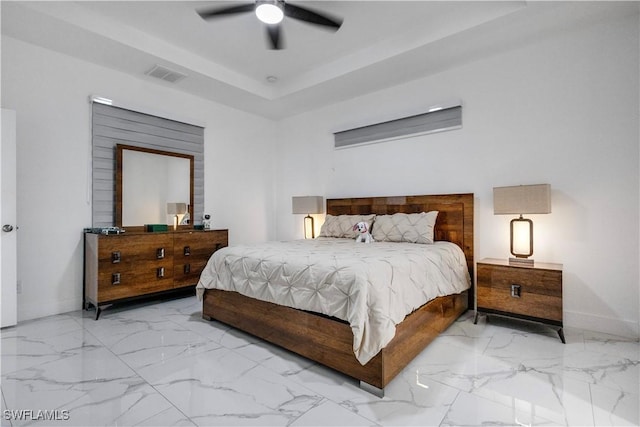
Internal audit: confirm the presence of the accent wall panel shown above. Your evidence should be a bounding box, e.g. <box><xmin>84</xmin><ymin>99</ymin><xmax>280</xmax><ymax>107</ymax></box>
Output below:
<box><xmin>91</xmin><ymin>103</ymin><xmax>204</xmax><ymax>227</ymax></box>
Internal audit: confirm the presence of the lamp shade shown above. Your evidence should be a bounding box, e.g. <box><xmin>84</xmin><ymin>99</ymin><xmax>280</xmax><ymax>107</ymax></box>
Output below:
<box><xmin>167</xmin><ymin>202</ymin><xmax>187</xmax><ymax>215</ymax></box>
<box><xmin>292</xmin><ymin>196</ymin><xmax>323</xmax><ymax>214</ymax></box>
<box><xmin>493</xmin><ymin>184</ymin><xmax>551</xmax><ymax>215</ymax></box>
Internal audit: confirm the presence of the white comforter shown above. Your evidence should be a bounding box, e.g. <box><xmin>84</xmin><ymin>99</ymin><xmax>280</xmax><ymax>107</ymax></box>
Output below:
<box><xmin>196</xmin><ymin>238</ymin><xmax>470</xmax><ymax>364</ymax></box>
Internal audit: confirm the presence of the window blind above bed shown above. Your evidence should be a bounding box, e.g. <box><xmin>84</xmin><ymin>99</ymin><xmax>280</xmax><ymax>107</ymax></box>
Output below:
<box><xmin>334</xmin><ymin>106</ymin><xmax>462</xmax><ymax>149</ymax></box>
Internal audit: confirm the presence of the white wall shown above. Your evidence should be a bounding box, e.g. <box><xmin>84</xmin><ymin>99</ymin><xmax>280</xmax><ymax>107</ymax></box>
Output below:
<box><xmin>2</xmin><ymin>9</ymin><xmax>638</xmax><ymax>338</ymax></box>
<box><xmin>1</xmin><ymin>36</ymin><xmax>277</xmax><ymax>321</ymax></box>
<box><xmin>275</xmin><ymin>13</ymin><xmax>640</xmax><ymax>337</ymax></box>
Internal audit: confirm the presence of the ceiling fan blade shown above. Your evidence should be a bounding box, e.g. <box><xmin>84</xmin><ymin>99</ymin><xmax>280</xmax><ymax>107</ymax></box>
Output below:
<box><xmin>266</xmin><ymin>25</ymin><xmax>283</xmax><ymax>50</ymax></box>
<box><xmin>283</xmin><ymin>3</ymin><xmax>342</xmax><ymax>30</ymax></box>
<box><xmin>197</xmin><ymin>3</ymin><xmax>255</xmax><ymax>20</ymax></box>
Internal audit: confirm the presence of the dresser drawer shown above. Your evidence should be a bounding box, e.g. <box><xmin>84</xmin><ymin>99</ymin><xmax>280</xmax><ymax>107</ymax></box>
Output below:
<box><xmin>173</xmin><ymin>230</ymin><xmax>227</xmax><ymax>288</ymax></box>
<box><xmin>97</xmin><ymin>260</ymin><xmax>174</xmax><ymax>302</ymax></box>
<box><xmin>173</xmin><ymin>258</ymin><xmax>210</xmax><ymax>288</ymax></box>
<box><xmin>97</xmin><ymin>234</ymin><xmax>174</xmax><ymax>267</ymax></box>
<box><xmin>477</xmin><ymin>263</ymin><xmax>562</xmax><ymax>323</ymax></box>
<box><xmin>173</xmin><ymin>231</ymin><xmax>227</xmax><ymax>262</ymax></box>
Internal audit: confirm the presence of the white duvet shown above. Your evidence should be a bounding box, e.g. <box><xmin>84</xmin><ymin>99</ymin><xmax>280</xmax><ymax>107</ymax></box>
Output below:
<box><xmin>196</xmin><ymin>238</ymin><xmax>470</xmax><ymax>364</ymax></box>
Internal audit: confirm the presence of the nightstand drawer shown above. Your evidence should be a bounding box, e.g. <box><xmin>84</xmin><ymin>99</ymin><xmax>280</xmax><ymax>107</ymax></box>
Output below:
<box><xmin>477</xmin><ymin>286</ymin><xmax>562</xmax><ymax>322</ymax></box>
<box><xmin>477</xmin><ymin>262</ymin><xmax>563</xmax><ymax>323</ymax></box>
<box><xmin>477</xmin><ymin>264</ymin><xmax>562</xmax><ymax>297</ymax></box>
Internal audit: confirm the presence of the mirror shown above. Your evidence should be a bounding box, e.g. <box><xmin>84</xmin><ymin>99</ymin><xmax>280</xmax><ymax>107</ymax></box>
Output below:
<box><xmin>115</xmin><ymin>144</ymin><xmax>194</xmax><ymax>229</ymax></box>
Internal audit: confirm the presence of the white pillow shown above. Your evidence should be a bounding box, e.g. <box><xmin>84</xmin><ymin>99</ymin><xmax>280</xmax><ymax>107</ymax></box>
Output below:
<box><xmin>319</xmin><ymin>214</ymin><xmax>375</xmax><ymax>239</ymax></box>
<box><xmin>371</xmin><ymin>211</ymin><xmax>438</xmax><ymax>244</ymax></box>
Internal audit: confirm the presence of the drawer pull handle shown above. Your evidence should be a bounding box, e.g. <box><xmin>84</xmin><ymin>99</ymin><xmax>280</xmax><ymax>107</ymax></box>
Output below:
<box><xmin>156</xmin><ymin>248</ymin><xmax>165</xmax><ymax>259</ymax></box>
<box><xmin>511</xmin><ymin>284</ymin><xmax>521</xmax><ymax>298</ymax></box>
<box><xmin>184</xmin><ymin>246</ymin><xmax>191</xmax><ymax>256</ymax></box>
<box><xmin>184</xmin><ymin>264</ymin><xmax>191</xmax><ymax>274</ymax></box>
<box><xmin>111</xmin><ymin>251</ymin><xmax>121</xmax><ymax>264</ymax></box>
<box><xmin>112</xmin><ymin>273</ymin><xmax>121</xmax><ymax>285</ymax></box>
<box><xmin>157</xmin><ymin>267</ymin><xmax>165</xmax><ymax>279</ymax></box>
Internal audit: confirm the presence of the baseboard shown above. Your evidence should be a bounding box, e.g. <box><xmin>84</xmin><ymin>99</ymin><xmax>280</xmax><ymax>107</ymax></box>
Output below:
<box><xmin>18</xmin><ymin>297</ymin><xmax>83</xmax><ymax>323</ymax></box>
<box><xmin>564</xmin><ymin>310</ymin><xmax>639</xmax><ymax>339</ymax></box>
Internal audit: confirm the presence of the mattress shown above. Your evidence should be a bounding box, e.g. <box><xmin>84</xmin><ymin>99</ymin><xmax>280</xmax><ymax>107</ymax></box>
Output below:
<box><xmin>196</xmin><ymin>238</ymin><xmax>470</xmax><ymax>364</ymax></box>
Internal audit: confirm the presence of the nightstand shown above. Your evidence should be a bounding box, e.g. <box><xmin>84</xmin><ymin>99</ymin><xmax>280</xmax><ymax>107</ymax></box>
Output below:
<box><xmin>474</xmin><ymin>258</ymin><xmax>564</xmax><ymax>343</ymax></box>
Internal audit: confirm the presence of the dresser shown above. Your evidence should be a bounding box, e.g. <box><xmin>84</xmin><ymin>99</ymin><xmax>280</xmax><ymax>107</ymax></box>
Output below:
<box><xmin>84</xmin><ymin>229</ymin><xmax>228</xmax><ymax>319</ymax></box>
<box><xmin>475</xmin><ymin>258</ymin><xmax>564</xmax><ymax>343</ymax></box>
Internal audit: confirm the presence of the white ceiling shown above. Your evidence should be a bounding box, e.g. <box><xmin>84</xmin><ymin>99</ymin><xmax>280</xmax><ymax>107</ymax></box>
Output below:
<box><xmin>2</xmin><ymin>1</ymin><xmax>637</xmax><ymax>119</ymax></box>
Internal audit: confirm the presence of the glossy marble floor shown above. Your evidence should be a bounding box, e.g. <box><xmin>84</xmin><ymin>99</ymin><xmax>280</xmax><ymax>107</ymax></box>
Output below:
<box><xmin>1</xmin><ymin>295</ymin><xmax>638</xmax><ymax>427</ymax></box>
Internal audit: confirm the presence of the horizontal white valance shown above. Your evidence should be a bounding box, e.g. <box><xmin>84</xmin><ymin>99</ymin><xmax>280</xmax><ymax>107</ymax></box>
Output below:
<box><xmin>334</xmin><ymin>106</ymin><xmax>462</xmax><ymax>149</ymax></box>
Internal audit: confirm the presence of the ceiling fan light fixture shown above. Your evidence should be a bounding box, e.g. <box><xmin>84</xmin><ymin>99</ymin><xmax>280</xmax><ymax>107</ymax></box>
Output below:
<box><xmin>255</xmin><ymin>1</ymin><xmax>284</xmax><ymax>25</ymax></box>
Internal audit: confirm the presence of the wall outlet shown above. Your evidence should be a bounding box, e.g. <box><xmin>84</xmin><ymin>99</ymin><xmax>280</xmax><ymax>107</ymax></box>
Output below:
<box><xmin>16</xmin><ymin>280</ymin><xmax>22</xmax><ymax>294</ymax></box>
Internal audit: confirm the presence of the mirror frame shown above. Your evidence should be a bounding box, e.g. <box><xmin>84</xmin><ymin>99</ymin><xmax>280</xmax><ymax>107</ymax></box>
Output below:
<box><xmin>115</xmin><ymin>144</ymin><xmax>195</xmax><ymax>230</ymax></box>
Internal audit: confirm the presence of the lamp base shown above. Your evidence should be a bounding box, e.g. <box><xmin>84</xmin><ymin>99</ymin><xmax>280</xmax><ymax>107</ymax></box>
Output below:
<box><xmin>304</xmin><ymin>215</ymin><xmax>315</xmax><ymax>239</ymax></box>
<box><xmin>509</xmin><ymin>257</ymin><xmax>534</xmax><ymax>266</ymax></box>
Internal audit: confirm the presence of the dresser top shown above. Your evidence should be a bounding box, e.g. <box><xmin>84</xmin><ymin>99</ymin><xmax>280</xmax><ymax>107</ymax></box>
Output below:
<box><xmin>478</xmin><ymin>258</ymin><xmax>563</xmax><ymax>271</ymax></box>
<box><xmin>85</xmin><ymin>228</ymin><xmax>227</xmax><ymax>236</ymax></box>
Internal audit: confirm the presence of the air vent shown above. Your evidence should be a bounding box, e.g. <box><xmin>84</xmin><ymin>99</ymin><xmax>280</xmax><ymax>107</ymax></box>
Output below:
<box><xmin>144</xmin><ymin>64</ymin><xmax>187</xmax><ymax>84</ymax></box>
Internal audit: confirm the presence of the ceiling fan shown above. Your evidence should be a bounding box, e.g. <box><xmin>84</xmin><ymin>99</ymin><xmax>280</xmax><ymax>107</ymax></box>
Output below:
<box><xmin>197</xmin><ymin>0</ymin><xmax>343</xmax><ymax>50</ymax></box>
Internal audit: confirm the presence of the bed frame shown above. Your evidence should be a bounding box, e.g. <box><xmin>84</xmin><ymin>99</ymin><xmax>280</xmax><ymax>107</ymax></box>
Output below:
<box><xmin>202</xmin><ymin>193</ymin><xmax>474</xmax><ymax>396</ymax></box>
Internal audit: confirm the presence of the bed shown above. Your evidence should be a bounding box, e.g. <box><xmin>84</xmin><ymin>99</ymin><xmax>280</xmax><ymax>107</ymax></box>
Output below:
<box><xmin>197</xmin><ymin>193</ymin><xmax>474</xmax><ymax>396</ymax></box>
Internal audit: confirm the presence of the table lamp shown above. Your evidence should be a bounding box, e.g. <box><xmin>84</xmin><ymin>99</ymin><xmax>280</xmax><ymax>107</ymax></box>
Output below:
<box><xmin>292</xmin><ymin>196</ymin><xmax>323</xmax><ymax>239</ymax></box>
<box><xmin>493</xmin><ymin>184</ymin><xmax>551</xmax><ymax>265</ymax></box>
<box><xmin>167</xmin><ymin>202</ymin><xmax>187</xmax><ymax>230</ymax></box>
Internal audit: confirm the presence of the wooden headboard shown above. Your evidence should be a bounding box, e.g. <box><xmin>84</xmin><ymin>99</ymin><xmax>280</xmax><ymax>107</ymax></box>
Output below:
<box><xmin>327</xmin><ymin>193</ymin><xmax>474</xmax><ymax>304</ymax></box>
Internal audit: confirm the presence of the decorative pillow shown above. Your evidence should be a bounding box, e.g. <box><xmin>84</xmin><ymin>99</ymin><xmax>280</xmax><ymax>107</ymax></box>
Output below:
<box><xmin>371</xmin><ymin>211</ymin><xmax>438</xmax><ymax>244</ymax></box>
<box><xmin>319</xmin><ymin>214</ymin><xmax>375</xmax><ymax>239</ymax></box>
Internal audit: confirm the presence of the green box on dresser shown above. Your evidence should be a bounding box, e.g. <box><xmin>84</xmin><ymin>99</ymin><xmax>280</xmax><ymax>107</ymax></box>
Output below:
<box><xmin>84</xmin><ymin>229</ymin><xmax>228</xmax><ymax>320</ymax></box>
<box><xmin>474</xmin><ymin>257</ymin><xmax>564</xmax><ymax>343</ymax></box>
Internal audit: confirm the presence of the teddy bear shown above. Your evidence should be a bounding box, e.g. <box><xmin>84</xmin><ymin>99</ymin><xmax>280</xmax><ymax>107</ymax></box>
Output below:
<box><xmin>353</xmin><ymin>221</ymin><xmax>374</xmax><ymax>243</ymax></box>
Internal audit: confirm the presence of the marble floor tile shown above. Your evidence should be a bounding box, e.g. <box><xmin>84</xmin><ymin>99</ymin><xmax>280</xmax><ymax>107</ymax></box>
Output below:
<box><xmin>290</xmin><ymin>399</ymin><xmax>375</xmax><ymax>426</ymax></box>
<box><xmin>136</xmin><ymin>406</ymin><xmax>197</xmax><ymax>427</ymax></box>
<box><xmin>1</xmin><ymin>323</ymin><xmax>103</xmax><ymax>376</ymax></box>
<box><xmin>1</xmin><ymin>295</ymin><xmax>638</xmax><ymax>426</ymax></box>
<box><xmin>341</xmin><ymin>371</ymin><xmax>460</xmax><ymax>426</ymax></box>
<box><xmin>137</xmin><ymin>346</ymin><xmax>324</xmax><ymax>426</ymax></box>
<box><xmin>583</xmin><ymin>329</ymin><xmax>640</xmax><ymax>353</ymax></box>
<box><xmin>441</xmin><ymin>390</ymin><xmax>555</xmax><ymax>426</ymax></box>
<box><xmin>230</xmin><ymin>338</ymin><xmax>316</xmax><ymax>377</ymax></box>
<box><xmin>105</xmin><ymin>321</ymin><xmax>218</xmax><ymax>370</ymax></box>
<box><xmin>2</xmin><ymin>347</ymin><xmax>174</xmax><ymax>426</ymax></box>
<box><xmin>590</xmin><ymin>382</ymin><xmax>639</xmax><ymax>426</ymax></box>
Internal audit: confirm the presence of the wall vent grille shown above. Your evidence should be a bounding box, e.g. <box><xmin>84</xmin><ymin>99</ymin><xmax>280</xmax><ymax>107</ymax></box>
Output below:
<box><xmin>145</xmin><ymin>64</ymin><xmax>187</xmax><ymax>83</ymax></box>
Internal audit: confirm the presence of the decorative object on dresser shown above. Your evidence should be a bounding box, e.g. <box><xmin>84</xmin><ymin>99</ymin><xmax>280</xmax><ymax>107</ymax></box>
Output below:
<box><xmin>291</xmin><ymin>196</ymin><xmax>324</xmax><ymax>239</ymax></box>
<box><xmin>493</xmin><ymin>184</ymin><xmax>551</xmax><ymax>265</ymax></box>
<box><xmin>167</xmin><ymin>202</ymin><xmax>187</xmax><ymax>230</ymax></box>
<box><xmin>474</xmin><ymin>258</ymin><xmax>564</xmax><ymax>343</ymax></box>
<box><xmin>84</xmin><ymin>229</ymin><xmax>228</xmax><ymax>320</ymax></box>
<box><xmin>202</xmin><ymin>214</ymin><xmax>212</xmax><ymax>230</ymax></box>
